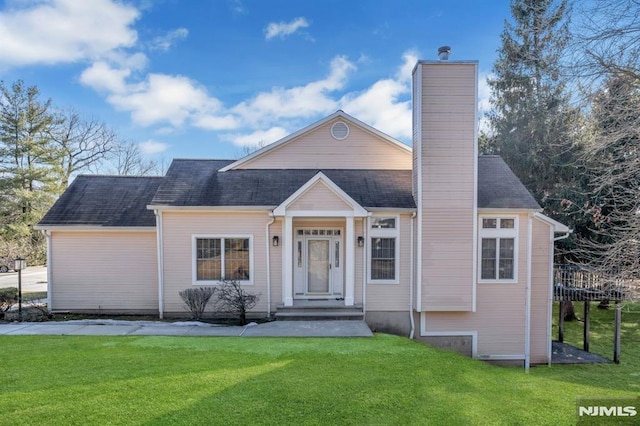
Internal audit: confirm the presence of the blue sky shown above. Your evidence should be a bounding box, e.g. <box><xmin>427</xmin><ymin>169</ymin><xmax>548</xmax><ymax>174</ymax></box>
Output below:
<box><xmin>0</xmin><ymin>0</ymin><xmax>510</xmax><ymax>163</ymax></box>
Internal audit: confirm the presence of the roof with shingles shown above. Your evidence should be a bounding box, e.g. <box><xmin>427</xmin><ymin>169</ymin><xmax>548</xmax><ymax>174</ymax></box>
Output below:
<box><xmin>37</xmin><ymin>155</ymin><xmax>540</xmax><ymax>227</ymax></box>
<box><xmin>150</xmin><ymin>159</ymin><xmax>415</xmax><ymax>208</ymax></box>
<box><xmin>38</xmin><ymin>175</ymin><xmax>163</xmax><ymax>227</ymax></box>
<box><xmin>477</xmin><ymin>156</ymin><xmax>541</xmax><ymax>210</ymax></box>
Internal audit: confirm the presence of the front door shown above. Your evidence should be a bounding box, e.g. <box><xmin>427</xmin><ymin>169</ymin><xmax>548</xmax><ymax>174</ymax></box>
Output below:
<box><xmin>293</xmin><ymin>228</ymin><xmax>343</xmax><ymax>298</ymax></box>
<box><xmin>307</xmin><ymin>238</ymin><xmax>330</xmax><ymax>293</ymax></box>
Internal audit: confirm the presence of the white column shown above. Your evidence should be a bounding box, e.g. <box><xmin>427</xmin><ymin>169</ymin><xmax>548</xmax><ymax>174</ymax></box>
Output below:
<box><xmin>283</xmin><ymin>216</ymin><xmax>294</xmax><ymax>306</ymax></box>
<box><xmin>345</xmin><ymin>216</ymin><xmax>355</xmax><ymax>306</ymax></box>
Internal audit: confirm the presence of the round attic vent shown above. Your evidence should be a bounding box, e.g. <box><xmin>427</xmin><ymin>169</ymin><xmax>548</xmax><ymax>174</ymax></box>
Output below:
<box><xmin>331</xmin><ymin>121</ymin><xmax>349</xmax><ymax>140</ymax></box>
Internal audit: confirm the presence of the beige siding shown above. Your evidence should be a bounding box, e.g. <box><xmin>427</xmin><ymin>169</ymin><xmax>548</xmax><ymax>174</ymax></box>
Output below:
<box><xmin>425</xmin><ymin>283</ymin><xmax>526</xmax><ymax>356</ymax></box>
<box><xmin>530</xmin><ymin>218</ymin><xmax>552</xmax><ymax>364</ymax></box>
<box><xmin>162</xmin><ymin>211</ymin><xmax>271</xmax><ymax>314</ymax></box>
<box><xmin>50</xmin><ymin>231</ymin><xmax>158</xmax><ymax>312</ymax></box>
<box><xmin>237</xmin><ymin>118</ymin><xmax>412</xmax><ymax>170</ymax></box>
<box><xmin>418</xmin><ymin>62</ymin><xmax>477</xmax><ymax>311</ymax></box>
<box><xmin>366</xmin><ymin>214</ymin><xmax>413</xmax><ymax>311</ymax></box>
<box><xmin>424</xmin><ymin>214</ymin><xmax>553</xmax><ymax>360</ymax></box>
<box><xmin>288</xmin><ymin>181</ymin><xmax>352</xmax><ymax>211</ymax></box>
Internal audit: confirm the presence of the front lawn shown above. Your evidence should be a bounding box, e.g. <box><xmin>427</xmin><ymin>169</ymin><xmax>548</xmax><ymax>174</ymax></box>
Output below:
<box><xmin>0</xmin><ymin>325</ymin><xmax>637</xmax><ymax>425</ymax></box>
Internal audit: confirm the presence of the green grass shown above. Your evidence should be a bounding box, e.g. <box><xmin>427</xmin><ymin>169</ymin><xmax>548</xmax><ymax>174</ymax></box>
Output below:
<box><xmin>22</xmin><ymin>291</ymin><xmax>47</xmax><ymax>302</ymax></box>
<box><xmin>0</xmin><ymin>304</ymin><xmax>638</xmax><ymax>425</ymax></box>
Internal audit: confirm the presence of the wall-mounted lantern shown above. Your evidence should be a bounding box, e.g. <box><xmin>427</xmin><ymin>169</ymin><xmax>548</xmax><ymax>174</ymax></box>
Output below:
<box><xmin>272</xmin><ymin>236</ymin><xmax>279</xmax><ymax>247</ymax></box>
<box><xmin>357</xmin><ymin>236</ymin><xmax>364</xmax><ymax>247</ymax></box>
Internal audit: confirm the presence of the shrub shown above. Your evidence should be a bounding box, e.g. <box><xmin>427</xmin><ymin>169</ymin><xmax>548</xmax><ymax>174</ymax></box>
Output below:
<box><xmin>179</xmin><ymin>287</ymin><xmax>217</xmax><ymax>320</ymax></box>
<box><xmin>0</xmin><ymin>287</ymin><xmax>18</xmax><ymax>312</ymax></box>
<box><xmin>215</xmin><ymin>280</ymin><xmax>260</xmax><ymax>325</ymax></box>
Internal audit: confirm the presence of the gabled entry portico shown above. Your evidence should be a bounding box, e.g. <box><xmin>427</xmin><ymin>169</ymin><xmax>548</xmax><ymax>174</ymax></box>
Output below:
<box><xmin>272</xmin><ymin>172</ymin><xmax>369</xmax><ymax>307</ymax></box>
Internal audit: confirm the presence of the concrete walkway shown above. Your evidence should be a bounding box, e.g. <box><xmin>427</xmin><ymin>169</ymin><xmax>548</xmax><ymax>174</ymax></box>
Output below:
<box><xmin>0</xmin><ymin>319</ymin><xmax>373</xmax><ymax>338</ymax></box>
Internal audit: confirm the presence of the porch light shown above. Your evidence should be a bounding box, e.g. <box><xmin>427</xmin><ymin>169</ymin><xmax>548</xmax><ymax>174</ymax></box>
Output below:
<box><xmin>14</xmin><ymin>257</ymin><xmax>26</xmax><ymax>271</ymax></box>
<box><xmin>357</xmin><ymin>236</ymin><xmax>364</xmax><ymax>247</ymax></box>
<box><xmin>272</xmin><ymin>236</ymin><xmax>279</xmax><ymax>247</ymax></box>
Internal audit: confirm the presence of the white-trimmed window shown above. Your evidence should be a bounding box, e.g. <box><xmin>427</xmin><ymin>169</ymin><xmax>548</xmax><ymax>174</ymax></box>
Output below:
<box><xmin>194</xmin><ymin>236</ymin><xmax>252</xmax><ymax>283</ymax></box>
<box><xmin>479</xmin><ymin>216</ymin><xmax>517</xmax><ymax>283</ymax></box>
<box><xmin>368</xmin><ymin>216</ymin><xmax>399</xmax><ymax>284</ymax></box>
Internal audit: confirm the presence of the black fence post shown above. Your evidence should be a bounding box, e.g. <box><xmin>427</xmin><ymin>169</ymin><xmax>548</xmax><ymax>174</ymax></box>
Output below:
<box><xmin>583</xmin><ymin>302</ymin><xmax>590</xmax><ymax>352</ymax></box>
<box><xmin>613</xmin><ymin>301</ymin><xmax>621</xmax><ymax>364</ymax></box>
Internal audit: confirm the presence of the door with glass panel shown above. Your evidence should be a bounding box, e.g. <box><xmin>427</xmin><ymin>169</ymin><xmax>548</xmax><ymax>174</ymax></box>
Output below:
<box><xmin>307</xmin><ymin>238</ymin><xmax>330</xmax><ymax>293</ymax></box>
<box><xmin>293</xmin><ymin>228</ymin><xmax>344</xmax><ymax>298</ymax></box>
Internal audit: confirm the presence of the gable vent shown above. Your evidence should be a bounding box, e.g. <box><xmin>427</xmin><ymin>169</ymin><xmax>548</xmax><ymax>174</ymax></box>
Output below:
<box><xmin>331</xmin><ymin>121</ymin><xmax>349</xmax><ymax>140</ymax></box>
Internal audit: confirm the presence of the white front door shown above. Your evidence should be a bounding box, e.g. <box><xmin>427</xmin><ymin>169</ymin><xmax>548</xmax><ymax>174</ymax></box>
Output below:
<box><xmin>294</xmin><ymin>228</ymin><xmax>343</xmax><ymax>298</ymax></box>
<box><xmin>307</xmin><ymin>238</ymin><xmax>330</xmax><ymax>293</ymax></box>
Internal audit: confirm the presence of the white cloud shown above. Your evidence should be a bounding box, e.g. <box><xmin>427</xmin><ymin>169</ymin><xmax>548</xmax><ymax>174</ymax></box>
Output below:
<box><xmin>80</xmin><ymin>46</ymin><xmax>416</xmax><ymax>148</ymax></box>
<box><xmin>230</xmin><ymin>0</ymin><xmax>247</xmax><ymax>15</ymax></box>
<box><xmin>192</xmin><ymin>114</ymin><xmax>240</xmax><ymax>131</ymax></box>
<box><xmin>232</xmin><ymin>55</ymin><xmax>355</xmax><ymax>126</ymax></box>
<box><xmin>80</xmin><ymin>61</ymin><xmax>131</xmax><ymax>93</ymax></box>
<box><xmin>265</xmin><ymin>17</ymin><xmax>309</xmax><ymax>40</ymax></box>
<box><xmin>80</xmin><ymin>59</ymin><xmax>240</xmax><ymax>131</ymax></box>
<box><xmin>225</xmin><ymin>127</ymin><xmax>289</xmax><ymax>147</ymax></box>
<box><xmin>0</xmin><ymin>0</ymin><xmax>139</xmax><ymax>67</ymax></box>
<box><xmin>139</xmin><ymin>139</ymin><xmax>169</xmax><ymax>154</ymax></box>
<box><xmin>339</xmin><ymin>51</ymin><xmax>416</xmax><ymax>140</ymax></box>
<box><xmin>108</xmin><ymin>73</ymin><xmax>223</xmax><ymax>127</ymax></box>
<box><xmin>150</xmin><ymin>27</ymin><xmax>188</xmax><ymax>51</ymax></box>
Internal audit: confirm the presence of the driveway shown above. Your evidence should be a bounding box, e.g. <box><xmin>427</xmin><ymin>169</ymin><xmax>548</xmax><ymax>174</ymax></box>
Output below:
<box><xmin>0</xmin><ymin>266</ymin><xmax>47</xmax><ymax>292</ymax></box>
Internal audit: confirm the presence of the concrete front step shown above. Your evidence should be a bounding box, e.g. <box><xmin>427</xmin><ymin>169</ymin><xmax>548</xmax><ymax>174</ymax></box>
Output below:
<box><xmin>275</xmin><ymin>303</ymin><xmax>364</xmax><ymax>321</ymax></box>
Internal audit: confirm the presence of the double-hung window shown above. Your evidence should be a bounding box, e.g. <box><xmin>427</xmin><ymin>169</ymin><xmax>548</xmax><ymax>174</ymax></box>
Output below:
<box><xmin>479</xmin><ymin>217</ymin><xmax>517</xmax><ymax>283</ymax></box>
<box><xmin>369</xmin><ymin>216</ymin><xmax>399</xmax><ymax>284</ymax></box>
<box><xmin>195</xmin><ymin>236</ymin><xmax>252</xmax><ymax>283</ymax></box>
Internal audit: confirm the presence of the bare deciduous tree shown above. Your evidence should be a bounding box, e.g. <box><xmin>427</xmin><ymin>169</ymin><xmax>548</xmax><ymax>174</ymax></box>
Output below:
<box><xmin>51</xmin><ymin>110</ymin><xmax>117</xmax><ymax>188</ymax></box>
<box><xmin>112</xmin><ymin>140</ymin><xmax>160</xmax><ymax>176</ymax></box>
<box><xmin>215</xmin><ymin>280</ymin><xmax>259</xmax><ymax>325</ymax></box>
<box><xmin>564</xmin><ymin>1</ymin><xmax>640</xmax><ymax>286</ymax></box>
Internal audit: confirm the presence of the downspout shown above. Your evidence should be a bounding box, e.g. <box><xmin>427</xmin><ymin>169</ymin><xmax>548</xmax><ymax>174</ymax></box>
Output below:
<box><xmin>547</xmin><ymin>224</ymin><xmax>554</xmax><ymax>366</ymax></box>
<box><xmin>525</xmin><ymin>214</ymin><xmax>533</xmax><ymax>370</ymax></box>
<box><xmin>154</xmin><ymin>209</ymin><xmax>164</xmax><ymax>319</ymax></box>
<box><xmin>266</xmin><ymin>215</ymin><xmax>275</xmax><ymax>317</ymax></box>
<box><xmin>409</xmin><ymin>212</ymin><xmax>416</xmax><ymax>339</ymax></box>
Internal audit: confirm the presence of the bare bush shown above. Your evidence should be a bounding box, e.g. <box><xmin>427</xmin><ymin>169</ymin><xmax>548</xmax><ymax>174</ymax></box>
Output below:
<box><xmin>215</xmin><ymin>280</ymin><xmax>259</xmax><ymax>325</ymax></box>
<box><xmin>178</xmin><ymin>287</ymin><xmax>216</xmax><ymax>320</ymax></box>
<box><xmin>0</xmin><ymin>287</ymin><xmax>17</xmax><ymax>313</ymax></box>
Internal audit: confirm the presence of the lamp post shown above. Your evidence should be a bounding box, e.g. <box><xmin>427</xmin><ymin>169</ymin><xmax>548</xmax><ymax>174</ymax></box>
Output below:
<box><xmin>14</xmin><ymin>257</ymin><xmax>26</xmax><ymax>321</ymax></box>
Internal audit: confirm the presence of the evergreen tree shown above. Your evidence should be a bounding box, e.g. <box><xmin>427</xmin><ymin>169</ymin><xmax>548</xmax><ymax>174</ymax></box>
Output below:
<box><xmin>485</xmin><ymin>0</ymin><xmax>584</xmax><ymax>240</ymax></box>
<box><xmin>0</xmin><ymin>81</ymin><xmax>59</xmax><ymax>262</ymax></box>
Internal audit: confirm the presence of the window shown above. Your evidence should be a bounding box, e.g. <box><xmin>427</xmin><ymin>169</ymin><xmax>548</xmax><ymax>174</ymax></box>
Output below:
<box><xmin>195</xmin><ymin>236</ymin><xmax>251</xmax><ymax>282</ymax></box>
<box><xmin>369</xmin><ymin>216</ymin><xmax>399</xmax><ymax>283</ymax></box>
<box><xmin>479</xmin><ymin>217</ymin><xmax>517</xmax><ymax>282</ymax></box>
<box><xmin>371</xmin><ymin>238</ymin><xmax>395</xmax><ymax>279</ymax></box>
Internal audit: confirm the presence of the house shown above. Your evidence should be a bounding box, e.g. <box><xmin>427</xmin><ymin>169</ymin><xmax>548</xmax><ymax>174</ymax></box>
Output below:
<box><xmin>36</xmin><ymin>57</ymin><xmax>569</xmax><ymax>367</ymax></box>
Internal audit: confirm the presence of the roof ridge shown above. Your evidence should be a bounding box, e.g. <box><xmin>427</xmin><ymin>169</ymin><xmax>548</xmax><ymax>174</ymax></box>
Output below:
<box><xmin>74</xmin><ymin>174</ymin><xmax>164</xmax><ymax>179</ymax></box>
<box><xmin>172</xmin><ymin>158</ymin><xmax>236</xmax><ymax>161</ymax></box>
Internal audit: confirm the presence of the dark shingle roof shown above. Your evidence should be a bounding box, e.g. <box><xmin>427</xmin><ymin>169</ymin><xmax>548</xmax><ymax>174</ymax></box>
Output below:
<box><xmin>150</xmin><ymin>159</ymin><xmax>416</xmax><ymax>209</ymax></box>
<box><xmin>477</xmin><ymin>156</ymin><xmax>540</xmax><ymax>209</ymax></box>
<box><xmin>38</xmin><ymin>175</ymin><xmax>163</xmax><ymax>227</ymax></box>
<box><xmin>38</xmin><ymin>156</ymin><xmax>540</xmax><ymax>227</ymax></box>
